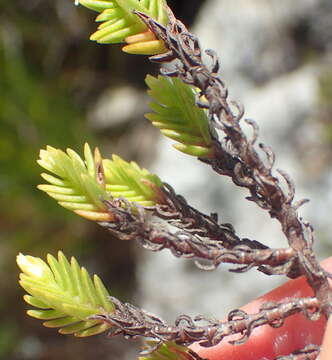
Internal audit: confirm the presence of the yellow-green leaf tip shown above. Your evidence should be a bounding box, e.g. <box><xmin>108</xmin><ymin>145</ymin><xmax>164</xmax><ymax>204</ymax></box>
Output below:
<box><xmin>123</xmin><ymin>31</ymin><xmax>168</xmax><ymax>55</ymax></box>
<box><xmin>17</xmin><ymin>253</ymin><xmax>54</xmax><ymax>281</ymax></box>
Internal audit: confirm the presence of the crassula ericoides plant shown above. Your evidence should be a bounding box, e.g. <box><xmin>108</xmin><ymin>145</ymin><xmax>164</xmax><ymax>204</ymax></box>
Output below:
<box><xmin>17</xmin><ymin>1</ymin><xmax>332</xmax><ymax>359</ymax></box>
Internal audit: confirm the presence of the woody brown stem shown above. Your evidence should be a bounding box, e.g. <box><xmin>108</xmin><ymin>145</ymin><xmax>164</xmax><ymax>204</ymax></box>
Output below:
<box><xmin>134</xmin><ymin>7</ymin><xmax>332</xmax><ymax>318</ymax></box>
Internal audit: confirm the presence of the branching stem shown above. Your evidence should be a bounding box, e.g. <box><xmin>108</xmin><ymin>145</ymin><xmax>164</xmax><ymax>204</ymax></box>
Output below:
<box><xmin>133</xmin><ymin>6</ymin><xmax>332</xmax><ymax>318</ymax></box>
<box><xmin>93</xmin><ymin>296</ymin><xmax>321</xmax><ymax>353</ymax></box>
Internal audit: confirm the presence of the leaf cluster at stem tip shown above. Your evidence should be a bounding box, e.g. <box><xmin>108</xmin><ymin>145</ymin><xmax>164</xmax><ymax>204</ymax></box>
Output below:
<box><xmin>77</xmin><ymin>0</ymin><xmax>169</xmax><ymax>54</ymax></box>
<box><xmin>37</xmin><ymin>143</ymin><xmax>164</xmax><ymax>222</ymax></box>
<box><xmin>17</xmin><ymin>252</ymin><xmax>114</xmax><ymax>337</ymax></box>
<box><xmin>145</xmin><ymin>75</ymin><xmax>216</xmax><ymax>158</ymax></box>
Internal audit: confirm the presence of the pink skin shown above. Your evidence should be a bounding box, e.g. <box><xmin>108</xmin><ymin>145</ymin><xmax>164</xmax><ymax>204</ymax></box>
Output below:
<box><xmin>191</xmin><ymin>258</ymin><xmax>332</xmax><ymax>360</ymax></box>
<box><xmin>320</xmin><ymin>315</ymin><xmax>332</xmax><ymax>360</ymax></box>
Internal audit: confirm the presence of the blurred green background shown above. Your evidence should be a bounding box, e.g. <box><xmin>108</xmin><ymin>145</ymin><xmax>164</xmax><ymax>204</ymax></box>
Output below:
<box><xmin>0</xmin><ymin>0</ymin><xmax>206</xmax><ymax>359</ymax></box>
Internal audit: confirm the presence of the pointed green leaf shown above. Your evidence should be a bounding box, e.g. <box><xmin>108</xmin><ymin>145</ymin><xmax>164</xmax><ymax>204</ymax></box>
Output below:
<box><xmin>58</xmin><ymin>320</ymin><xmax>99</xmax><ymax>334</ymax></box>
<box><xmin>71</xmin><ymin>257</ymin><xmax>89</xmax><ymax>304</ymax></box>
<box><xmin>79</xmin><ymin>0</ymin><xmax>116</xmax><ymax>12</ymax></box>
<box><xmin>93</xmin><ymin>275</ymin><xmax>115</xmax><ymax>312</ymax></box>
<box><xmin>43</xmin><ymin>316</ymin><xmax>80</xmax><ymax>328</ymax></box>
<box><xmin>140</xmin><ymin>342</ymin><xmax>198</xmax><ymax>360</ymax></box>
<box><xmin>75</xmin><ymin>322</ymin><xmax>111</xmax><ymax>337</ymax></box>
<box><xmin>27</xmin><ymin>309</ymin><xmax>67</xmax><ymax>320</ymax></box>
<box><xmin>23</xmin><ymin>295</ymin><xmax>49</xmax><ymax>309</ymax></box>
<box><xmin>102</xmin><ymin>154</ymin><xmax>164</xmax><ymax>206</ymax></box>
<box><xmin>81</xmin><ymin>267</ymin><xmax>99</xmax><ymax>307</ymax></box>
<box><xmin>173</xmin><ymin>144</ymin><xmax>213</xmax><ymax>157</ymax></box>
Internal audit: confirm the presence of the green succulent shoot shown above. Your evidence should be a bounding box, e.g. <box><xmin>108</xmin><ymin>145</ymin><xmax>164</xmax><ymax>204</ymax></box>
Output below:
<box><xmin>77</xmin><ymin>0</ymin><xmax>169</xmax><ymax>54</ymax></box>
<box><xmin>17</xmin><ymin>252</ymin><xmax>114</xmax><ymax>337</ymax></box>
<box><xmin>145</xmin><ymin>75</ymin><xmax>216</xmax><ymax>158</ymax></box>
<box><xmin>37</xmin><ymin>143</ymin><xmax>165</xmax><ymax>222</ymax></box>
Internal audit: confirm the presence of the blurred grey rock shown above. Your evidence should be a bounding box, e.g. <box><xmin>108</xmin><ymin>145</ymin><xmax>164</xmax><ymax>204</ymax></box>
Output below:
<box><xmin>88</xmin><ymin>86</ymin><xmax>146</xmax><ymax>129</ymax></box>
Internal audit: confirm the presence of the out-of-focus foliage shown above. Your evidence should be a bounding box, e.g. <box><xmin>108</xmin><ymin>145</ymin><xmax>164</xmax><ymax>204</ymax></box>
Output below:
<box><xmin>0</xmin><ymin>38</ymin><xmax>91</xmax><ymax>200</ymax></box>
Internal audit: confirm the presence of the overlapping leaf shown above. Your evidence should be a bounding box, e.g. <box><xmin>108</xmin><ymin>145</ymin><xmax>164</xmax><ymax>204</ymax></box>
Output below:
<box><xmin>140</xmin><ymin>342</ymin><xmax>198</xmax><ymax>360</ymax></box>
<box><xmin>145</xmin><ymin>75</ymin><xmax>215</xmax><ymax>157</ymax></box>
<box><xmin>37</xmin><ymin>143</ymin><xmax>164</xmax><ymax>221</ymax></box>
<box><xmin>103</xmin><ymin>154</ymin><xmax>164</xmax><ymax>207</ymax></box>
<box><xmin>17</xmin><ymin>252</ymin><xmax>114</xmax><ymax>337</ymax></box>
<box><xmin>78</xmin><ymin>0</ymin><xmax>169</xmax><ymax>45</ymax></box>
